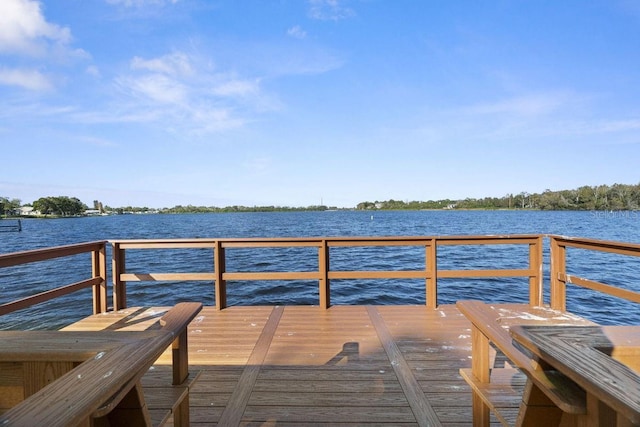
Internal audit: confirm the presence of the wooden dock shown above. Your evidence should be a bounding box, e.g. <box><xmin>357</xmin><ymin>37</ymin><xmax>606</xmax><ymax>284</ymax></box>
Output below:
<box><xmin>4</xmin><ymin>235</ymin><xmax>639</xmax><ymax>426</ymax></box>
<box><xmin>65</xmin><ymin>304</ymin><xmax>480</xmax><ymax>426</ymax></box>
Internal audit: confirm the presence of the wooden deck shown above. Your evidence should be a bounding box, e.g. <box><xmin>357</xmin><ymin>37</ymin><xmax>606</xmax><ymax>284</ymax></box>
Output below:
<box><xmin>64</xmin><ymin>304</ymin><xmax>484</xmax><ymax>426</ymax></box>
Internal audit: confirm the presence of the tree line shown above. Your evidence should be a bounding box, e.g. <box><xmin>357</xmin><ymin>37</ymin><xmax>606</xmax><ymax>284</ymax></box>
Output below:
<box><xmin>356</xmin><ymin>183</ymin><xmax>640</xmax><ymax>211</ymax></box>
<box><xmin>1</xmin><ymin>196</ymin><xmax>88</xmax><ymax>217</ymax></box>
<box><xmin>3</xmin><ymin>183</ymin><xmax>639</xmax><ymax>216</ymax></box>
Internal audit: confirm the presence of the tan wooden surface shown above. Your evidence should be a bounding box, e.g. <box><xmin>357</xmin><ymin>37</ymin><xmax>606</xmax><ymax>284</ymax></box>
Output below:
<box><xmin>13</xmin><ymin>303</ymin><xmax>622</xmax><ymax>426</ymax></box>
<box><xmin>457</xmin><ymin>300</ymin><xmax>596</xmax><ymax>426</ymax></box>
<box><xmin>51</xmin><ymin>304</ymin><xmax>488</xmax><ymax>426</ymax></box>
<box><xmin>511</xmin><ymin>325</ymin><xmax>640</xmax><ymax>426</ymax></box>
<box><xmin>0</xmin><ymin>303</ymin><xmax>202</xmax><ymax>427</ymax></box>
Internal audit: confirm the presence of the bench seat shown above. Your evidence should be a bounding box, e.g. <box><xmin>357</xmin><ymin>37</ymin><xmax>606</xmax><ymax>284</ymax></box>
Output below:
<box><xmin>0</xmin><ymin>303</ymin><xmax>202</xmax><ymax>427</ymax></box>
<box><xmin>456</xmin><ymin>300</ymin><xmax>596</xmax><ymax>427</ymax></box>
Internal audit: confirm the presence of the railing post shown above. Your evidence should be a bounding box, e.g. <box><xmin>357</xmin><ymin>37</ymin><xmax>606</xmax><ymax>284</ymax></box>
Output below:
<box><xmin>426</xmin><ymin>239</ymin><xmax>437</xmax><ymax>309</ymax></box>
<box><xmin>550</xmin><ymin>236</ymin><xmax>567</xmax><ymax>311</ymax></box>
<box><xmin>112</xmin><ymin>242</ymin><xmax>127</xmax><ymax>310</ymax></box>
<box><xmin>528</xmin><ymin>236</ymin><xmax>544</xmax><ymax>307</ymax></box>
<box><xmin>319</xmin><ymin>240</ymin><xmax>330</xmax><ymax>309</ymax></box>
<box><xmin>214</xmin><ymin>240</ymin><xmax>227</xmax><ymax>310</ymax></box>
<box><xmin>91</xmin><ymin>242</ymin><xmax>108</xmax><ymax>314</ymax></box>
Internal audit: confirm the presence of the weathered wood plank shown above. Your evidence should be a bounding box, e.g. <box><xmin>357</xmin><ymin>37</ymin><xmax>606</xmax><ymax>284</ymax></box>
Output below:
<box><xmin>248</xmin><ymin>391</ymin><xmax>410</xmax><ymax>407</ymax></box>
<box><xmin>251</xmin><ymin>379</ymin><xmax>405</xmax><ymax>393</ymax></box>
<box><xmin>241</xmin><ymin>406</ymin><xmax>418</xmax><ymax>423</ymax></box>
<box><xmin>367</xmin><ymin>306</ymin><xmax>441</xmax><ymax>427</ymax></box>
<box><xmin>215</xmin><ymin>306</ymin><xmax>284</xmax><ymax>426</ymax></box>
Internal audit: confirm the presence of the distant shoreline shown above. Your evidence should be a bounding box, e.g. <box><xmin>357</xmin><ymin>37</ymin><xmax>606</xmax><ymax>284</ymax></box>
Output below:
<box><xmin>4</xmin><ymin>207</ymin><xmax>639</xmax><ymax>220</ymax></box>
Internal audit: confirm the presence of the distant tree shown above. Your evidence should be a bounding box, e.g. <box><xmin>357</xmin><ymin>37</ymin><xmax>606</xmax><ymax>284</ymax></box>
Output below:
<box><xmin>33</xmin><ymin>196</ymin><xmax>87</xmax><ymax>216</ymax></box>
<box><xmin>0</xmin><ymin>197</ymin><xmax>21</xmax><ymax>216</ymax></box>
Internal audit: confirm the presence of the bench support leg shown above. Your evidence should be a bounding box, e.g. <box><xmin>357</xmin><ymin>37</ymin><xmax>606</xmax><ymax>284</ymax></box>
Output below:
<box><xmin>173</xmin><ymin>392</ymin><xmax>190</xmax><ymax>427</ymax></box>
<box><xmin>92</xmin><ymin>382</ymin><xmax>151</xmax><ymax>427</ymax></box>
<box><xmin>471</xmin><ymin>327</ymin><xmax>491</xmax><ymax>426</ymax></box>
<box><xmin>517</xmin><ymin>381</ymin><xmax>566</xmax><ymax>427</ymax></box>
<box><xmin>172</xmin><ymin>330</ymin><xmax>189</xmax><ymax>385</ymax></box>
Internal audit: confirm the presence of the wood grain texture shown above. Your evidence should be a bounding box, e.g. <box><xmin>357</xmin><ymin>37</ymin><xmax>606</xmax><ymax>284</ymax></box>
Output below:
<box><xmin>9</xmin><ymin>304</ymin><xmax>490</xmax><ymax>425</ymax></box>
<box><xmin>216</xmin><ymin>306</ymin><xmax>284</xmax><ymax>426</ymax></box>
<box><xmin>511</xmin><ymin>325</ymin><xmax>640</xmax><ymax>425</ymax></box>
<box><xmin>367</xmin><ymin>306</ymin><xmax>441</xmax><ymax>427</ymax></box>
<box><xmin>457</xmin><ymin>300</ymin><xmax>591</xmax><ymax>414</ymax></box>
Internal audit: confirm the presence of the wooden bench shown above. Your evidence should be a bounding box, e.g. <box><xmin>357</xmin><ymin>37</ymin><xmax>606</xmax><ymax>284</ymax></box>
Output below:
<box><xmin>0</xmin><ymin>302</ymin><xmax>202</xmax><ymax>427</ymax></box>
<box><xmin>457</xmin><ymin>300</ymin><xmax>595</xmax><ymax>426</ymax></box>
<box><xmin>511</xmin><ymin>324</ymin><xmax>640</xmax><ymax>426</ymax></box>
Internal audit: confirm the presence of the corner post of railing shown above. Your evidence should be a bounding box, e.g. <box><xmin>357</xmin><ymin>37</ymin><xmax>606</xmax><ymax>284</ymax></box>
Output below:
<box><xmin>528</xmin><ymin>236</ymin><xmax>544</xmax><ymax>307</ymax></box>
<box><xmin>91</xmin><ymin>242</ymin><xmax>108</xmax><ymax>314</ymax></box>
<box><xmin>426</xmin><ymin>238</ymin><xmax>437</xmax><ymax>309</ymax></box>
<box><xmin>318</xmin><ymin>239</ymin><xmax>330</xmax><ymax>309</ymax></box>
<box><xmin>549</xmin><ymin>235</ymin><xmax>567</xmax><ymax>311</ymax></box>
<box><xmin>214</xmin><ymin>240</ymin><xmax>227</xmax><ymax>310</ymax></box>
<box><xmin>112</xmin><ymin>242</ymin><xmax>127</xmax><ymax>310</ymax></box>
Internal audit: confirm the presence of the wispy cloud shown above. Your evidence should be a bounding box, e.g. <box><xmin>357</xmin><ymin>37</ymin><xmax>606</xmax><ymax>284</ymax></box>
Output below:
<box><xmin>211</xmin><ymin>78</ymin><xmax>260</xmax><ymax>97</ymax></box>
<box><xmin>86</xmin><ymin>65</ymin><xmax>101</xmax><ymax>77</ymax></box>
<box><xmin>105</xmin><ymin>0</ymin><xmax>180</xmax><ymax>7</ymax></box>
<box><xmin>106</xmin><ymin>51</ymin><xmax>272</xmax><ymax>134</ymax></box>
<box><xmin>308</xmin><ymin>0</ymin><xmax>355</xmax><ymax>21</ymax></box>
<box><xmin>76</xmin><ymin>135</ymin><xmax>118</xmax><ymax>147</ymax></box>
<box><xmin>130</xmin><ymin>52</ymin><xmax>193</xmax><ymax>76</ymax></box>
<box><xmin>400</xmin><ymin>89</ymin><xmax>640</xmax><ymax>147</ymax></box>
<box><xmin>287</xmin><ymin>25</ymin><xmax>307</xmax><ymax>39</ymax></box>
<box><xmin>0</xmin><ymin>67</ymin><xmax>52</xmax><ymax>90</ymax></box>
<box><xmin>462</xmin><ymin>92</ymin><xmax>576</xmax><ymax>117</ymax></box>
<box><xmin>117</xmin><ymin>73</ymin><xmax>188</xmax><ymax>104</ymax></box>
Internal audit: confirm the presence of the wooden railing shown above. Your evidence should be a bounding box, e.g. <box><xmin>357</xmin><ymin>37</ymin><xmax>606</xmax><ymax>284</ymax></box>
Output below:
<box><xmin>0</xmin><ymin>241</ymin><xmax>108</xmax><ymax>315</ymax></box>
<box><xmin>549</xmin><ymin>235</ymin><xmax>640</xmax><ymax>311</ymax></box>
<box><xmin>111</xmin><ymin>235</ymin><xmax>543</xmax><ymax>310</ymax></box>
<box><xmin>2</xmin><ymin>235</ymin><xmax>639</xmax><ymax>317</ymax></box>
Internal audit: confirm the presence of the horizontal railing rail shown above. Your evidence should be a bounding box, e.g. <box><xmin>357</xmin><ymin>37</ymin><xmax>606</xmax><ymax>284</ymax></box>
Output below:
<box><xmin>0</xmin><ymin>241</ymin><xmax>108</xmax><ymax>316</ymax></box>
<box><xmin>3</xmin><ymin>235</ymin><xmax>639</xmax><ymax>319</ymax></box>
<box><xmin>549</xmin><ymin>235</ymin><xmax>640</xmax><ymax>311</ymax></box>
<box><xmin>111</xmin><ymin>235</ymin><xmax>543</xmax><ymax>310</ymax></box>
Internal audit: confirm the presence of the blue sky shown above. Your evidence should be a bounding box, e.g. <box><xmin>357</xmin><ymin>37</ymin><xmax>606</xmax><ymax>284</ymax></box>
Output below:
<box><xmin>1</xmin><ymin>0</ymin><xmax>639</xmax><ymax>208</ymax></box>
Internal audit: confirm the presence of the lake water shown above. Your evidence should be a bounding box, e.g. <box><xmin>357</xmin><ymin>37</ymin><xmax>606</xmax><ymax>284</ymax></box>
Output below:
<box><xmin>1</xmin><ymin>210</ymin><xmax>639</xmax><ymax>329</ymax></box>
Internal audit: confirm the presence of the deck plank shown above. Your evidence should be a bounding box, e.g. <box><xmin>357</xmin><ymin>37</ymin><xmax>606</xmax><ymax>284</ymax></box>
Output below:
<box><xmin>63</xmin><ymin>304</ymin><xmax>481</xmax><ymax>425</ymax></box>
<box><xmin>216</xmin><ymin>306</ymin><xmax>284</xmax><ymax>426</ymax></box>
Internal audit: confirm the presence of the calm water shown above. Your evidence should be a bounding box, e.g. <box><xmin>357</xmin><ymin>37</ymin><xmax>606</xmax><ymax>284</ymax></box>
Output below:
<box><xmin>1</xmin><ymin>210</ymin><xmax>639</xmax><ymax>329</ymax></box>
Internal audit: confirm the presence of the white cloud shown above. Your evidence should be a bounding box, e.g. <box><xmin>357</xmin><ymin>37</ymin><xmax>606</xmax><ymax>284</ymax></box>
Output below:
<box><xmin>0</xmin><ymin>67</ymin><xmax>52</xmax><ymax>90</ymax></box>
<box><xmin>0</xmin><ymin>0</ymin><xmax>71</xmax><ymax>56</ymax></box>
<box><xmin>117</xmin><ymin>73</ymin><xmax>188</xmax><ymax>104</ymax></box>
<box><xmin>463</xmin><ymin>93</ymin><xmax>573</xmax><ymax>117</ymax></box>
<box><xmin>130</xmin><ymin>52</ymin><xmax>193</xmax><ymax>76</ymax></box>
<box><xmin>76</xmin><ymin>135</ymin><xmax>118</xmax><ymax>147</ymax></box>
<box><xmin>555</xmin><ymin>117</ymin><xmax>640</xmax><ymax>136</ymax></box>
<box><xmin>308</xmin><ymin>0</ymin><xmax>355</xmax><ymax>21</ymax></box>
<box><xmin>108</xmin><ymin>51</ymin><xmax>273</xmax><ymax>134</ymax></box>
<box><xmin>595</xmin><ymin>118</ymin><xmax>640</xmax><ymax>133</ymax></box>
<box><xmin>287</xmin><ymin>25</ymin><xmax>307</xmax><ymax>39</ymax></box>
<box><xmin>106</xmin><ymin>0</ymin><xmax>180</xmax><ymax>7</ymax></box>
<box><xmin>121</xmin><ymin>53</ymin><xmax>194</xmax><ymax>104</ymax></box>
<box><xmin>211</xmin><ymin>79</ymin><xmax>260</xmax><ymax>97</ymax></box>
<box><xmin>86</xmin><ymin>65</ymin><xmax>101</xmax><ymax>77</ymax></box>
